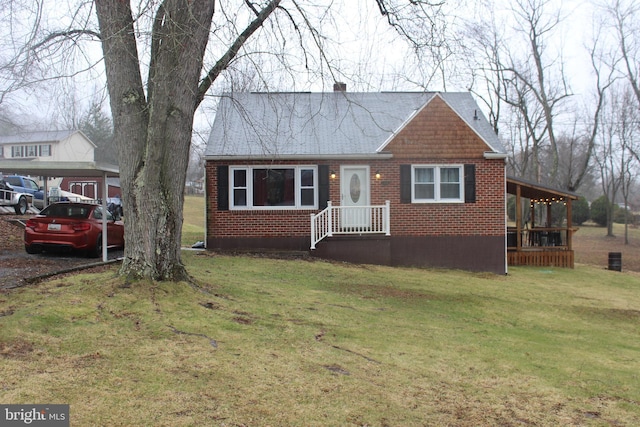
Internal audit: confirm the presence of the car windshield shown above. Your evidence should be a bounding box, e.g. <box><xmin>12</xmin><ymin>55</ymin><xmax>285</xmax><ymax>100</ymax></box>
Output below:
<box><xmin>41</xmin><ymin>204</ymin><xmax>91</xmax><ymax>219</ymax></box>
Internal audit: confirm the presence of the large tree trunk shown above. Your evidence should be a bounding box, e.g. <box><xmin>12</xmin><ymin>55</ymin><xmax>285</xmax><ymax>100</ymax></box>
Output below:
<box><xmin>95</xmin><ymin>0</ymin><xmax>215</xmax><ymax>281</ymax></box>
<box><xmin>94</xmin><ymin>0</ymin><xmax>280</xmax><ymax>281</ymax></box>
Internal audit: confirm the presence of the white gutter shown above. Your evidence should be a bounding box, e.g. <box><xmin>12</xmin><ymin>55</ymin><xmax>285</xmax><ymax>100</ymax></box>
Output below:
<box><xmin>484</xmin><ymin>152</ymin><xmax>508</xmax><ymax>160</ymax></box>
<box><xmin>204</xmin><ymin>153</ymin><xmax>394</xmax><ymax>161</ymax></box>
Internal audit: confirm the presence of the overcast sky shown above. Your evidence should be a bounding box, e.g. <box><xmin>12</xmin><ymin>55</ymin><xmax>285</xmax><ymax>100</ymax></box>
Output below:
<box><xmin>0</xmin><ymin>0</ymin><xmax>607</xmax><ymax>133</ymax></box>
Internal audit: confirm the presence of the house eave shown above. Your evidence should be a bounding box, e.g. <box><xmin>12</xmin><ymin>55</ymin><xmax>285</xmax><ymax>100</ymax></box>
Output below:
<box><xmin>205</xmin><ymin>153</ymin><xmax>394</xmax><ymax>161</ymax></box>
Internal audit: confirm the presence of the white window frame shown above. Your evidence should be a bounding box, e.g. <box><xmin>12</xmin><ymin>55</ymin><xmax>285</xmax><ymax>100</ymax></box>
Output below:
<box><xmin>39</xmin><ymin>144</ymin><xmax>52</xmax><ymax>157</ymax></box>
<box><xmin>11</xmin><ymin>146</ymin><xmax>24</xmax><ymax>158</ymax></box>
<box><xmin>412</xmin><ymin>165</ymin><xmax>464</xmax><ymax>203</ymax></box>
<box><xmin>230</xmin><ymin>165</ymin><xmax>318</xmax><ymax>210</ymax></box>
<box><xmin>26</xmin><ymin>145</ymin><xmax>38</xmax><ymax>157</ymax></box>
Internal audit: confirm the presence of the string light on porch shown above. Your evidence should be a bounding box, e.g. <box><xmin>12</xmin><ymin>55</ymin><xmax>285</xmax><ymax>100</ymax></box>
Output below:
<box><xmin>530</xmin><ymin>197</ymin><xmax>566</xmax><ymax>208</ymax></box>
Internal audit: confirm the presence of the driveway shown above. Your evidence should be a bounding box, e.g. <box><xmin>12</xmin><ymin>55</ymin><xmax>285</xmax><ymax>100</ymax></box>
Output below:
<box><xmin>1</xmin><ymin>216</ymin><xmax>122</xmax><ymax>289</ymax></box>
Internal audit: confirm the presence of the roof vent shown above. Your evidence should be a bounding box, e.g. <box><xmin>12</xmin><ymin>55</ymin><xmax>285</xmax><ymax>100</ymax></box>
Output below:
<box><xmin>333</xmin><ymin>82</ymin><xmax>347</xmax><ymax>92</ymax></box>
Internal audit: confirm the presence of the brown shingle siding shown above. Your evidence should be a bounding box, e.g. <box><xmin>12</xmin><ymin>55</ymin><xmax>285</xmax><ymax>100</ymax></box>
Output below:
<box><xmin>386</xmin><ymin>97</ymin><xmax>491</xmax><ymax>159</ymax></box>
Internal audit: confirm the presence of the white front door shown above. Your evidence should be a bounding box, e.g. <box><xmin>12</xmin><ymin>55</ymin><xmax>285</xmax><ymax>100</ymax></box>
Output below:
<box><xmin>341</xmin><ymin>166</ymin><xmax>370</xmax><ymax>229</ymax></box>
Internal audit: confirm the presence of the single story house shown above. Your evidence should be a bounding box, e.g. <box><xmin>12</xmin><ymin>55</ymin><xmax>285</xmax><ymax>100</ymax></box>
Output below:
<box><xmin>205</xmin><ymin>87</ymin><xmax>508</xmax><ymax>274</ymax></box>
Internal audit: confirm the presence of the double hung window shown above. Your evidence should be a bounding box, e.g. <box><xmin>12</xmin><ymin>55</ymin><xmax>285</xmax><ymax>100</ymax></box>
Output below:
<box><xmin>39</xmin><ymin>145</ymin><xmax>51</xmax><ymax>156</ymax></box>
<box><xmin>412</xmin><ymin>165</ymin><xmax>464</xmax><ymax>202</ymax></box>
<box><xmin>230</xmin><ymin>166</ymin><xmax>317</xmax><ymax>209</ymax></box>
<box><xmin>9</xmin><ymin>144</ymin><xmax>52</xmax><ymax>158</ymax></box>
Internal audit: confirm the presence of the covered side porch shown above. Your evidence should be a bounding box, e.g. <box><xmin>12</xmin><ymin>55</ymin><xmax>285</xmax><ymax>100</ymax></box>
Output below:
<box><xmin>507</xmin><ymin>176</ymin><xmax>579</xmax><ymax>268</ymax></box>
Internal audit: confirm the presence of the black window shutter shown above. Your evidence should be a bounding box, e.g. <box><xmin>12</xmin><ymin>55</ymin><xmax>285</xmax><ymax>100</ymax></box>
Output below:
<box><xmin>400</xmin><ymin>164</ymin><xmax>411</xmax><ymax>203</ymax></box>
<box><xmin>217</xmin><ymin>165</ymin><xmax>229</xmax><ymax>211</ymax></box>
<box><xmin>318</xmin><ymin>165</ymin><xmax>330</xmax><ymax>209</ymax></box>
<box><xmin>464</xmin><ymin>164</ymin><xmax>476</xmax><ymax>203</ymax></box>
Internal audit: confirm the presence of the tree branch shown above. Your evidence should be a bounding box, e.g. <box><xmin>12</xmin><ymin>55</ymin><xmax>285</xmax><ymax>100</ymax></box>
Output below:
<box><xmin>147</xmin><ymin>4</ymin><xmax>167</xmax><ymax>105</ymax></box>
<box><xmin>196</xmin><ymin>0</ymin><xmax>281</xmax><ymax>105</ymax></box>
<box><xmin>32</xmin><ymin>29</ymin><xmax>101</xmax><ymax>52</ymax></box>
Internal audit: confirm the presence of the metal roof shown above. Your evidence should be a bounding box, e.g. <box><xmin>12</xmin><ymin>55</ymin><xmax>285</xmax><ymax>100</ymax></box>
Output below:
<box><xmin>507</xmin><ymin>176</ymin><xmax>580</xmax><ymax>200</ymax></box>
<box><xmin>206</xmin><ymin>91</ymin><xmax>505</xmax><ymax>159</ymax></box>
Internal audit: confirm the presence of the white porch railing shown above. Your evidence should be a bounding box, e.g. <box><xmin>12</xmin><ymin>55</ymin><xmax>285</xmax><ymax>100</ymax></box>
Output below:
<box><xmin>310</xmin><ymin>200</ymin><xmax>390</xmax><ymax>249</ymax></box>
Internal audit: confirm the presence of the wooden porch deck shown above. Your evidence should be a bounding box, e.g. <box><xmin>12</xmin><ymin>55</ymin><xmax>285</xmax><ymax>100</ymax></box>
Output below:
<box><xmin>507</xmin><ymin>248</ymin><xmax>574</xmax><ymax>268</ymax></box>
<box><xmin>507</xmin><ymin>176</ymin><xmax>580</xmax><ymax>269</ymax></box>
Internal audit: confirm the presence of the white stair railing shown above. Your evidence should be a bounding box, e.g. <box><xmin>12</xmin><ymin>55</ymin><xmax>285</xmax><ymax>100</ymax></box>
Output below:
<box><xmin>310</xmin><ymin>200</ymin><xmax>390</xmax><ymax>249</ymax></box>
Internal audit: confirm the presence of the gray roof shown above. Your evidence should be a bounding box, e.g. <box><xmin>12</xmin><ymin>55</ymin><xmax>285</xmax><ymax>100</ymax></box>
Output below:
<box><xmin>0</xmin><ymin>130</ymin><xmax>92</xmax><ymax>145</ymax></box>
<box><xmin>205</xmin><ymin>91</ymin><xmax>505</xmax><ymax>159</ymax></box>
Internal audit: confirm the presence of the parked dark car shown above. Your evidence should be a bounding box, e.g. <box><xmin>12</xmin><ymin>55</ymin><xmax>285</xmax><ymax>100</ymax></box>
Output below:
<box><xmin>24</xmin><ymin>202</ymin><xmax>124</xmax><ymax>257</ymax></box>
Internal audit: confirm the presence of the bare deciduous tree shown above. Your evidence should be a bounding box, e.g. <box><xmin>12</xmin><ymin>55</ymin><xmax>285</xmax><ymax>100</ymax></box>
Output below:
<box><xmin>5</xmin><ymin>0</ymin><xmax>446</xmax><ymax>281</ymax></box>
<box><xmin>504</xmin><ymin>0</ymin><xmax>573</xmax><ymax>183</ymax></box>
<box><xmin>606</xmin><ymin>0</ymin><xmax>640</xmax><ymax>107</ymax></box>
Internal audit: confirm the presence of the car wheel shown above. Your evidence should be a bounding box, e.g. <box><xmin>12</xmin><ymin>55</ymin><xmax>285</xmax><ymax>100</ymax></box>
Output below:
<box><xmin>14</xmin><ymin>196</ymin><xmax>28</xmax><ymax>215</ymax></box>
<box><xmin>89</xmin><ymin>234</ymin><xmax>103</xmax><ymax>258</ymax></box>
<box><xmin>25</xmin><ymin>244</ymin><xmax>41</xmax><ymax>254</ymax></box>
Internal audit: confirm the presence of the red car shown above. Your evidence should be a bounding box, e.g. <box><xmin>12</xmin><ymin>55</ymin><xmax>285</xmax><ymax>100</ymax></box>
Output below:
<box><xmin>24</xmin><ymin>202</ymin><xmax>124</xmax><ymax>257</ymax></box>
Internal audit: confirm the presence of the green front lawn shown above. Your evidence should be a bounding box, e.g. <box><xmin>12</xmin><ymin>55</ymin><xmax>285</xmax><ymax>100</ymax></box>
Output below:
<box><xmin>1</xmin><ymin>254</ymin><xmax>638</xmax><ymax>426</ymax></box>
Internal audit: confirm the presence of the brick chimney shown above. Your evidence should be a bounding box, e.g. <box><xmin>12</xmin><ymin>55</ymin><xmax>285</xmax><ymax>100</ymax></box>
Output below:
<box><xmin>333</xmin><ymin>82</ymin><xmax>347</xmax><ymax>92</ymax></box>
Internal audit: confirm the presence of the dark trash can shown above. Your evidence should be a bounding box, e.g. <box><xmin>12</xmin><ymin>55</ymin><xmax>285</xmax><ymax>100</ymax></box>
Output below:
<box><xmin>608</xmin><ymin>252</ymin><xmax>622</xmax><ymax>272</ymax></box>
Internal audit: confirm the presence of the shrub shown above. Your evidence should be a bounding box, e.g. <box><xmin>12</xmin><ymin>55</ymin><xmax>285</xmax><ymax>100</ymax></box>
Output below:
<box><xmin>572</xmin><ymin>197</ymin><xmax>590</xmax><ymax>225</ymax></box>
<box><xmin>590</xmin><ymin>195</ymin><xmax>615</xmax><ymax>226</ymax></box>
<box><xmin>614</xmin><ymin>206</ymin><xmax>634</xmax><ymax>224</ymax></box>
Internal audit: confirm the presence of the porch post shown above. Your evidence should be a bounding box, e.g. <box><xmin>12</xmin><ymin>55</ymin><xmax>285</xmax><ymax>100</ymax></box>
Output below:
<box><xmin>566</xmin><ymin>198</ymin><xmax>573</xmax><ymax>250</ymax></box>
<box><xmin>384</xmin><ymin>200</ymin><xmax>391</xmax><ymax>236</ymax></box>
<box><xmin>516</xmin><ymin>184</ymin><xmax>522</xmax><ymax>249</ymax></box>
<box><xmin>310</xmin><ymin>213</ymin><xmax>316</xmax><ymax>250</ymax></box>
<box><xmin>327</xmin><ymin>201</ymin><xmax>333</xmax><ymax>237</ymax></box>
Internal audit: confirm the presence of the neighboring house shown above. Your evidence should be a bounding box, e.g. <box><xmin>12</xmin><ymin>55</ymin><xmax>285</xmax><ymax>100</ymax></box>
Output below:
<box><xmin>205</xmin><ymin>88</ymin><xmax>508</xmax><ymax>274</ymax></box>
<box><xmin>0</xmin><ymin>130</ymin><xmax>121</xmax><ymax>205</ymax></box>
<box><xmin>186</xmin><ymin>178</ymin><xmax>205</xmax><ymax>195</ymax></box>
<box><xmin>0</xmin><ymin>130</ymin><xmax>96</xmax><ymax>162</ymax></box>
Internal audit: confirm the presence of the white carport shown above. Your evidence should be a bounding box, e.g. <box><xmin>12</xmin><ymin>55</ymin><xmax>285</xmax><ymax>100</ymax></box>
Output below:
<box><xmin>0</xmin><ymin>160</ymin><xmax>120</xmax><ymax>262</ymax></box>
